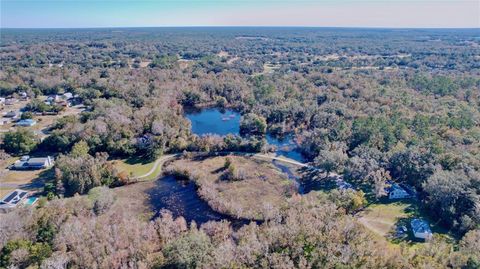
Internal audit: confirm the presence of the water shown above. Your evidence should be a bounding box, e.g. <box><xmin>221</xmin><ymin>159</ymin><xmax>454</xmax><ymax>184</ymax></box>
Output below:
<box><xmin>147</xmin><ymin>107</ymin><xmax>308</xmax><ymax>225</ymax></box>
<box><xmin>148</xmin><ymin>175</ymin><xmax>252</xmax><ymax>226</ymax></box>
<box><xmin>25</xmin><ymin>197</ymin><xmax>37</xmax><ymax>205</ymax></box>
<box><xmin>266</xmin><ymin>134</ymin><xmax>305</xmax><ymax>163</ymax></box>
<box><xmin>185</xmin><ymin>107</ymin><xmax>240</xmax><ymax>136</ymax></box>
<box><xmin>185</xmin><ymin>107</ymin><xmax>305</xmax><ymax>162</ymax></box>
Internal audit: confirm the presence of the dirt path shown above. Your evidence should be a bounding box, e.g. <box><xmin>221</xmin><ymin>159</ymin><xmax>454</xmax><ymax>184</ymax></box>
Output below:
<box><xmin>252</xmin><ymin>153</ymin><xmax>309</xmax><ymax>167</ymax></box>
<box><xmin>134</xmin><ymin>154</ymin><xmax>178</xmax><ymax>181</ymax></box>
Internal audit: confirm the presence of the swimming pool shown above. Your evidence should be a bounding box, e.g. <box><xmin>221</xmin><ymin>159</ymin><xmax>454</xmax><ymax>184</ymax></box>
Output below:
<box><xmin>24</xmin><ymin>197</ymin><xmax>38</xmax><ymax>206</ymax></box>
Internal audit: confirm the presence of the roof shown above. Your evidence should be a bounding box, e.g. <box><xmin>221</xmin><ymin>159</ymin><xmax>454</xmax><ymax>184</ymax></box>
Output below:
<box><xmin>27</xmin><ymin>157</ymin><xmax>50</xmax><ymax>165</ymax></box>
<box><xmin>0</xmin><ymin>189</ymin><xmax>28</xmax><ymax>207</ymax></box>
<box><xmin>63</xmin><ymin>92</ymin><xmax>73</xmax><ymax>99</ymax></box>
<box><xmin>388</xmin><ymin>183</ymin><xmax>408</xmax><ymax>193</ymax></box>
<box><xmin>17</xmin><ymin>119</ymin><xmax>36</xmax><ymax>125</ymax></box>
<box><xmin>411</xmin><ymin>219</ymin><xmax>432</xmax><ymax>234</ymax></box>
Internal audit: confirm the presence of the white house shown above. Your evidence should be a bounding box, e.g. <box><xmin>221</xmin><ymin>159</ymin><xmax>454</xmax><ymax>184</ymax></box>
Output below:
<box><xmin>16</xmin><ymin>119</ymin><xmax>37</xmax><ymax>127</ymax></box>
<box><xmin>63</xmin><ymin>92</ymin><xmax>73</xmax><ymax>100</ymax></box>
<box><xmin>5</xmin><ymin>98</ymin><xmax>18</xmax><ymax>106</ymax></box>
<box><xmin>0</xmin><ymin>189</ymin><xmax>29</xmax><ymax>209</ymax></box>
<box><xmin>4</xmin><ymin>111</ymin><xmax>18</xmax><ymax>118</ymax></box>
<box><xmin>12</xmin><ymin>156</ymin><xmax>54</xmax><ymax>170</ymax></box>
<box><xmin>411</xmin><ymin>219</ymin><xmax>433</xmax><ymax>240</ymax></box>
<box><xmin>388</xmin><ymin>184</ymin><xmax>411</xmax><ymax>199</ymax></box>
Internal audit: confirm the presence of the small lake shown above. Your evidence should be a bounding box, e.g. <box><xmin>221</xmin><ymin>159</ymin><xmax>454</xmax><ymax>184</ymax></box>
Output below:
<box><xmin>147</xmin><ymin>107</ymin><xmax>309</xmax><ymax>226</ymax></box>
<box><xmin>148</xmin><ymin>175</ymin><xmax>252</xmax><ymax>226</ymax></box>
<box><xmin>185</xmin><ymin>107</ymin><xmax>240</xmax><ymax>136</ymax></box>
<box><xmin>185</xmin><ymin>107</ymin><xmax>306</xmax><ymax>162</ymax></box>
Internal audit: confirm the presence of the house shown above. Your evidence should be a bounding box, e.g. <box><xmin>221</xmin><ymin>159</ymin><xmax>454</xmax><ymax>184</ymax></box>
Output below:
<box><xmin>63</xmin><ymin>92</ymin><xmax>73</xmax><ymax>100</ymax></box>
<box><xmin>46</xmin><ymin>95</ymin><xmax>61</xmax><ymax>105</ymax></box>
<box><xmin>3</xmin><ymin>110</ymin><xmax>18</xmax><ymax>118</ymax></box>
<box><xmin>411</xmin><ymin>219</ymin><xmax>433</xmax><ymax>240</ymax></box>
<box><xmin>388</xmin><ymin>183</ymin><xmax>411</xmax><ymax>199</ymax></box>
<box><xmin>5</xmin><ymin>98</ymin><xmax>18</xmax><ymax>106</ymax></box>
<box><xmin>0</xmin><ymin>189</ymin><xmax>29</xmax><ymax>209</ymax></box>
<box><xmin>12</xmin><ymin>156</ymin><xmax>54</xmax><ymax>170</ymax></box>
<box><xmin>336</xmin><ymin>177</ymin><xmax>353</xmax><ymax>190</ymax></box>
<box><xmin>16</xmin><ymin>119</ymin><xmax>37</xmax><ymax>127</ymax></box>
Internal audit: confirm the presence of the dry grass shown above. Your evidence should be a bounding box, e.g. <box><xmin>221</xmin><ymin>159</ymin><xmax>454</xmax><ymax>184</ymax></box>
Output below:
<box><xmin>0</xmin><ymin>187</ymin><xmax>16</xmax><ymax>198</ymax></box>
<box><xmin>166</xmin><ymin>155</ymin><xmax>295</xmax><ymax>220</ymax></box>
<box><xmin>1</xmin><ymin>170</ymin><xmax>43</xmax><ymax>184</ymax></box>
<box><xmin>139</xmin><ymin>61</ymin><xmax>151</xmax><ymax>68</ymax></box>
<box><xmin>261</xmin><ymin>63</ymin><xmax>280</xmax><ymax>74</ymax></box>
<box><xmin>217</xmin><ymin>51</ymin><xmax>229</xmax><ymax>57</ymax></box>
<box><xmin>112</xmin><ymin>181</ymin><xmax>155</xmax><ymax>220</ymax></box>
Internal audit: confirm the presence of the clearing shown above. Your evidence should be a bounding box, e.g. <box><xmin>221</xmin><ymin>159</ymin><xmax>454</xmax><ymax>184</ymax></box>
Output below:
<box><xmin>357</xmin><ymin>202</ymin><xmax>414</xmax><ymax>238</ymax></box>
<box><xmin>112</xmin><ymin>154</ymin><xmax>176</xmax><ymax>181</ymax></box>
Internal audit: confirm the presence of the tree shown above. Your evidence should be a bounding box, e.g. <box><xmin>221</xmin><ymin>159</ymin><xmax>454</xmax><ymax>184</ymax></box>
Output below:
<box><xmin>314</xmin><ymin>149</ymin><xmax>348</xmax><ymax>175</ymax></box>
<box><xmin>368</xmin><ymin>168</ymin><xmax>391</xmax><ymax>199</ymax></box>
<box><xmin>88</xmin><ymin>186</ymin><xmax>116</xmax><ymax>215</ymax></box>
<box><xmin>21</xmin><ymin>112</ymin><xmax>34</xmax><ymax>120</ymax></box>
<box><xmin>423</xmin><ymin>169</ymin><xmax>479</xmax><ymax>232</ymax></box>
<box><xmin>2</xmin><ymin>129</ymin><xmax>38</xmax><ymax>155</ymax></box>
<box><xmin>163</xmin><ymin>226</ymin><xmax>214</xmax><ymax>269</ymax></box>
<box><xmin>240</xmin><ymin>113</ymin><xmax>267</xmax><ymax>135</ymax></box>
<box><xmin>389</xmin><ymin>147</ymin><xmax>435</xmax><ymax>187</ymax></box>
<box><xmin>55</xmin><ymin>152</ymin><xmax>119</xmax><ymax>196</ymax></box>
<box><xmin>70</xmin><ymin>140</ymin><xmax>89</xmax><ymax>157</ymax></box>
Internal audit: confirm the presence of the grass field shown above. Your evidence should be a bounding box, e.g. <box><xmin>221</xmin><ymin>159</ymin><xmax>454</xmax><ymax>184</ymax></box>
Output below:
<box><xmin>357</xmin><ymin>202</ymin><xmax>415</xmax><ymax>237</ymax></box>
<box><xmin>0</xmin><ymin>187</ymin><xmax>16</xmax><ymax>198</ymax></box>
<box><xmin>113</xmin><ymin>157</ymin><xmax>156</xmax><ymax>178</ymax></box>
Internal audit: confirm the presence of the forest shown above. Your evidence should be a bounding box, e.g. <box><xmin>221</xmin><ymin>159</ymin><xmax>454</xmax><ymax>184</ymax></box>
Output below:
<box><xmin>0</xmin><ymin>28</ymin><xmax>479</xmax><ymax>268</ymax></box>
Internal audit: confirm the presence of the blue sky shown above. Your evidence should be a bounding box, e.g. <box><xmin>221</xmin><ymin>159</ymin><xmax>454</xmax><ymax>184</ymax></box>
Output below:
<box><xmin>1</xmin><ymin>0</ymin><xmax>479</xmax><ymax>28</ymax></box>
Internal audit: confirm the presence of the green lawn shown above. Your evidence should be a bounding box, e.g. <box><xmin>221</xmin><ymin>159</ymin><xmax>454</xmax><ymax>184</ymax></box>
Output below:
<box><xmin>113</xmin><ymin>158</ymin><xmax>156</xmax><ymax>178</ymax></box>
<box><xmin>357</xmin><ymin>201</ymin><xmax>415</xmax><ymax>237</ymax></box>
<box><xmin>358</xmin><ymin>199</ymin><xmax>454</xmax><ymax>245</ymax></box>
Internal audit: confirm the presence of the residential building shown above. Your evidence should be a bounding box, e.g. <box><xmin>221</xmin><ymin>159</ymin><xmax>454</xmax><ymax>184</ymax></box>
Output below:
<box><xmin>0</xmin><ymin>189</ymin><xmax>29</xmax><ymax>209</ymax></box>
<box><xmin>16</xmin><ymin>119</ymin><xmax>37</xmax><ymax>127</ymax></box>
<box><xmin>12</xmin><ymin>156</ymin><xmax>54</xmax><ymax>170</ymax></box>
<box><xmin>5</xmin><ymin>98</ymin><xmax>18</xmax><ymax>106</ymax></box>
<box><xmin>4</xmin><ymin>111</ymin><xmax>18</xmax><ymax>118</ymax></box>
<box><xmin>411</xmin><ymin>219</ymin><xmax>433</xmax><ymax>240</ymax></box>
<box><xmin>388</xmin><ymin>183</ymin><xmax>411</xmax><ymax>199</ymax></box>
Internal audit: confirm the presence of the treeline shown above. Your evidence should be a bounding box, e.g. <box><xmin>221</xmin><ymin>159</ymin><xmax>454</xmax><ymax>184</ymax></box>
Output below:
<box><xmin>1</xmin><ymin>189</ymin><xmax>479</xmax><ymax>268</ymax></box>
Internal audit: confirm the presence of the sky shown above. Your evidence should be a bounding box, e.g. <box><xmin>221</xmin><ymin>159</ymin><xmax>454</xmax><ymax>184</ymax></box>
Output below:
<box><xmin>1</xmin><ymin>0</ymin><xmax>479</xmax><ymax>28</ymax></box>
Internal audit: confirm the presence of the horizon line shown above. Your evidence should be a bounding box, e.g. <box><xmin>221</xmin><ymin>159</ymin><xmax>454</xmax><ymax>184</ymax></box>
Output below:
<box><xmin>2</xmin><ymin>25</ymin><xmax>480</xmax><ymax>30</ymax></box>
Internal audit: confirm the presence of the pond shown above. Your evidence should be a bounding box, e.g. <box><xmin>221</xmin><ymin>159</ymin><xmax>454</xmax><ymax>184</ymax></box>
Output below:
<box><xmin>147</xmin><ymin>107</ymin><xmax>309</xmax><ymax>226</ymax></box>
<box><xmin>185</xmin><ymin>107</ymin><xmax>240</xmax><ymax>136</ymax></box>
<box><xmin>148</xmin><ymin>175</ymin><xmax>252</xmax><ymax>226</ymax></box>
<box><xmin>185</xmin><ymin>107</ymin><xmax>306</xmax><ymax>162</ymax></box>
